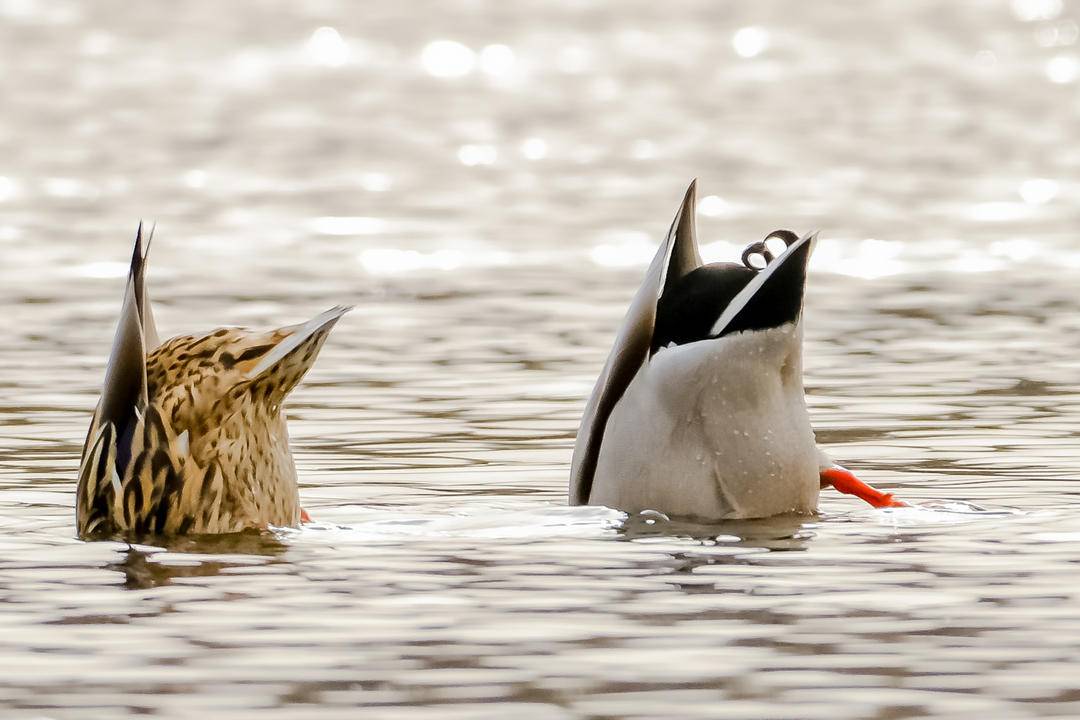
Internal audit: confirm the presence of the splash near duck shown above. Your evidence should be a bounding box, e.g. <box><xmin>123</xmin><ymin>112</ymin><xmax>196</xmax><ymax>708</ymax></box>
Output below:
<box><xmin>76</xmin><ymin>225</ymin><xmax>350</xmax><ymax>539</ymax></box>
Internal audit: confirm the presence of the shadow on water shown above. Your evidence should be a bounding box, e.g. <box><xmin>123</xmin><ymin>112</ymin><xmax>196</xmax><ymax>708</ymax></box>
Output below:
<box><xmin>106</xmin><ymin>531</ymin><xmax>288</xmax><ymax>590</ymax></box>
<box><xmin>619</xmin><ymin>511</ymin><xmax>816</xmax><ymax>551</ymax></box>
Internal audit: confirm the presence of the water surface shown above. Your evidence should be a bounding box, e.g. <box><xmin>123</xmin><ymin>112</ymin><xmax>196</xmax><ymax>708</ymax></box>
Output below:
<box><xmin>3</xmin><ymin>1</ymin><xmax>1080</xmax><ymax>718</ymax></box>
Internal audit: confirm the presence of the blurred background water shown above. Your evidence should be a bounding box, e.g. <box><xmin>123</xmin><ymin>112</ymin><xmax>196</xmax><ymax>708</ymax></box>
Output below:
<box><xmin>2</xmin><ymin>0</ymin><xmax>1080</xmax><ymax>717</ymax></box>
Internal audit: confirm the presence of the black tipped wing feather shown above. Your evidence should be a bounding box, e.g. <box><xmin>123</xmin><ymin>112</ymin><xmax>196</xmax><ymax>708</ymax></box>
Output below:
<box><xmin>570</xmin><ymin>182</ymin><xmax>702</xmax><ymax>505</ymax></box>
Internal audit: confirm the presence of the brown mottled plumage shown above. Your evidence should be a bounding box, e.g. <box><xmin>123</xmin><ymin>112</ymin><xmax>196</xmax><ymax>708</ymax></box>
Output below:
<box><xmin>76</xmin><ymin>226</ymin><xmax>350</xmax><ymax>540</ymax></box>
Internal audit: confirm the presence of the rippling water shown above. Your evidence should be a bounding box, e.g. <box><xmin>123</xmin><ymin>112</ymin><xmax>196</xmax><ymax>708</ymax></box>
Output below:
<box><xmin>3</xmin><ymin>0</ymin><xmax>1080</xmax><ymax>717</ymax></box>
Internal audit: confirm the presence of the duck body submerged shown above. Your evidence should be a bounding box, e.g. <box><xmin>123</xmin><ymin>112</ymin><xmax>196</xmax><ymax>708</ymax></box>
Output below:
<box><xmin>77</xmin><ymin>227</ymin><xmax>349</xmax><ymax>539</ymax></box>
<box><xmin>571</xmin><ymin>181</ymin><xmax>826</xmax><ymax>520</ymax></box>
<box><xmin>589</xmin><ymin>323</ymin><xmax>819</xmax><ymax>518</ymax></box>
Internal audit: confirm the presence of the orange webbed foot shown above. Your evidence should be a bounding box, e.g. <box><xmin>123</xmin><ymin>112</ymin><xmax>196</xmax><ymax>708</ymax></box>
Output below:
<box><xmin>820</xmin><ymin>465</ymin><xmax>907</xmax><ymax>509</ymax></box>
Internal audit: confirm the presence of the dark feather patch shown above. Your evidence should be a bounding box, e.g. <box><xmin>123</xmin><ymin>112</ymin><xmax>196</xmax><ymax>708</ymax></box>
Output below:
<box><xmin>200</xmin><ymin>466</ymin><xmax>216</xmax><ymax>501</ymax></box>
<box><xmin>126</xmin><ymin>460</ymin><xmax>145</xmax><ymax>513</ymax></box>
<box><xmin>94</xmin><ymin>424</ymin><xmax>114</xmax><ymax>484</ymax></box>
<box><xmin>153</xmin><ymin>483</ymin><xmax>173</xmax><ymax>534</ymax></box>
<box><xmin>151</xmin><ymin>448</ymin><xmax>171</xmax><ymax>480</ymax></box>
<box><xmin>652</xmin><ymin>237</ymin><xmax>811</xmax><ymax>351</ymax></box>
<box><xmin>717</xmin><ymin>236</ymin><xmax>811</xmax><ymax>338</ymax></box>
<box><xmin>114</xmin><ymin>417</ymin><xmax>137</xmax><ymax>476</ymax></box>
<box><xmin>651</xmin><ymin>263</ymin><xmax>755</xmax><ymax>352</ymax></box>
<box><xmin>236</xmin><ymin>344</ymin><xmax>274</xmax><ymax>363</ymax></box>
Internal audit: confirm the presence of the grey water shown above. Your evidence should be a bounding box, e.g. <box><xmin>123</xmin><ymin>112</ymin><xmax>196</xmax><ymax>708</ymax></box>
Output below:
<box><xmin>3</xmin><ymin>0</ymin><xmax>1080</xmax><ymax>717</ymax></box>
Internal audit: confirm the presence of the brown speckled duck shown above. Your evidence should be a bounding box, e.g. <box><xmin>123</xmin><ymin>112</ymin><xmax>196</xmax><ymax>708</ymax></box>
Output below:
<box><xmin>77</xmin><ymin>226</ymin><xmax>350</xmax><ymax>539</ymax></box>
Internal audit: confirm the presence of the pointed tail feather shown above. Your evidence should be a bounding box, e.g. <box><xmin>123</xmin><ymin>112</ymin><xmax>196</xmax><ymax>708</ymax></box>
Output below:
<box><xmin>708</xmin><ymin>231</ymin><xmax>816</xmax><ymax>338</ymax></box>
<box><xmin>570</xmin><ymin>181</ymin><xmax>703</xmax><ymax>506</ymax></box>
<box><xmin>242</xmin><ymin>304</ymin><xmax>352</xmax><ymax>405</ymax></box>
<box><xmin>82</xmin><ymin>226</ymin><xmax>154</xmax><ymax>525</ymax></box>
<box><xmin>136</xmin><ymin>222</ymin><xmax>161</xmax><ymax>350</ymax></box>
<box><xmin>247</xmin><ymin>305</ymin><xmax>352</xmax><ymax>380</ymax></box>
<box><xmin>97</xmin><ymin>228</ymin><xmax>154</xmax><ymax>441</ymax></box>
<box><xmin>98</xmin><ymin>273</ymin><xmax>148</xmax><ymax>460</ymax></box>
